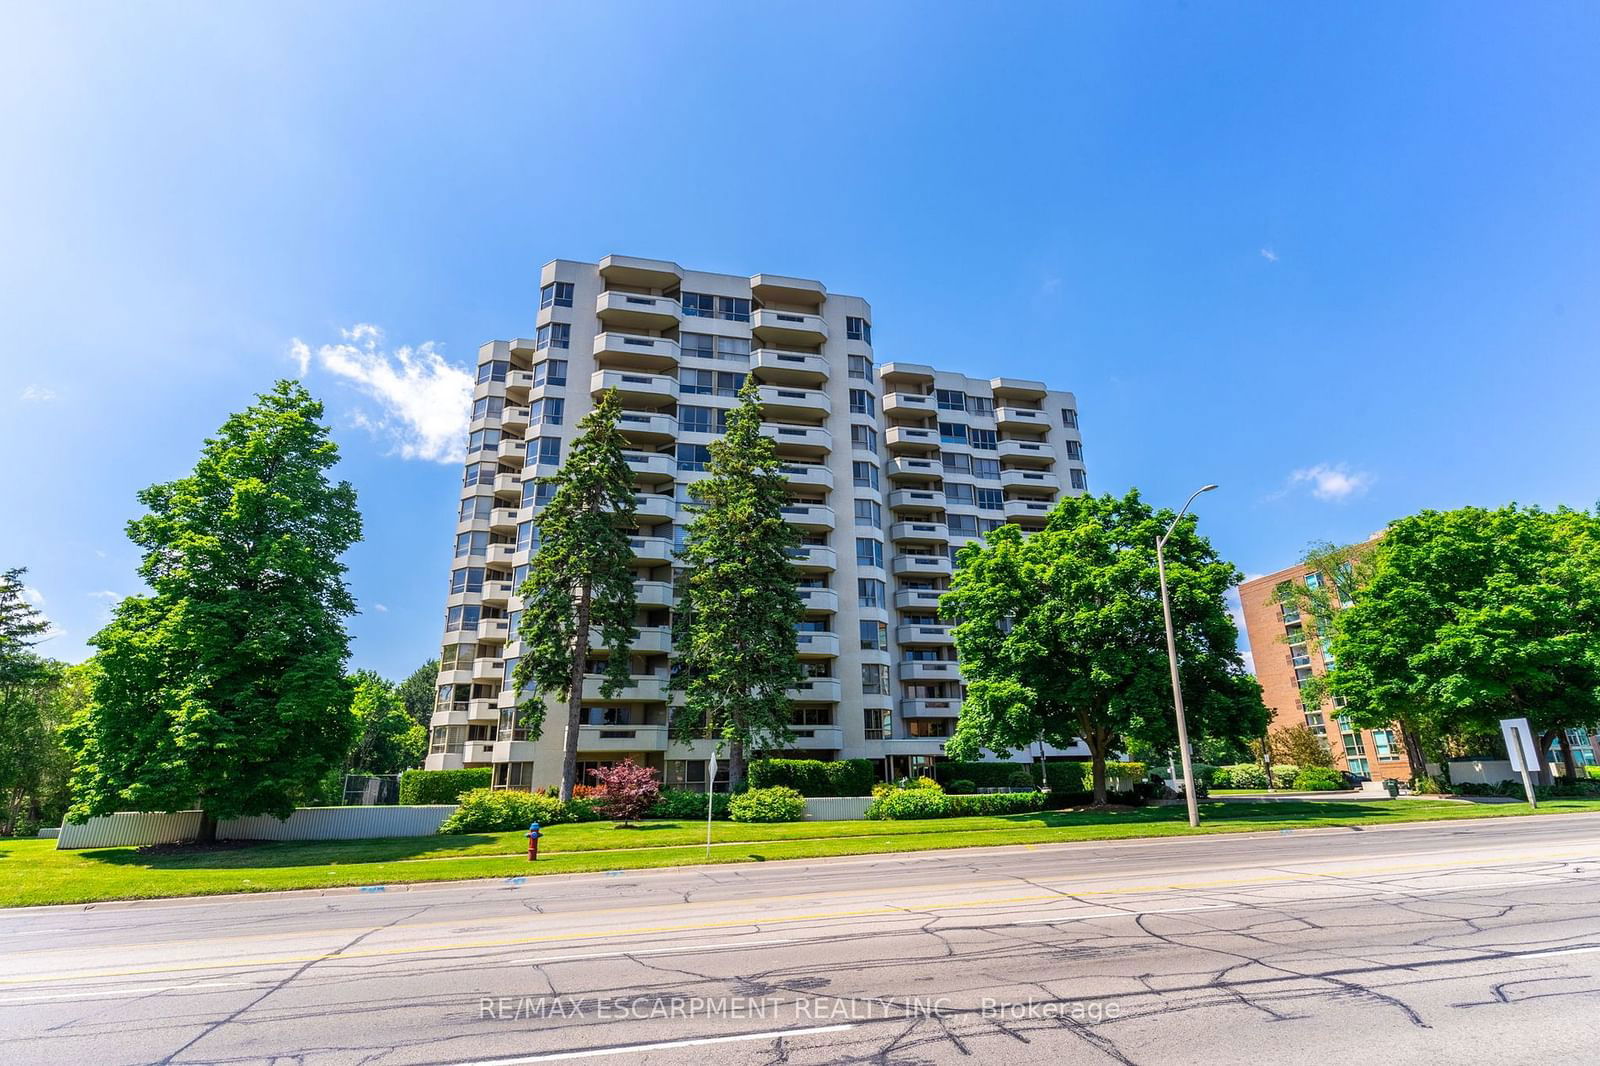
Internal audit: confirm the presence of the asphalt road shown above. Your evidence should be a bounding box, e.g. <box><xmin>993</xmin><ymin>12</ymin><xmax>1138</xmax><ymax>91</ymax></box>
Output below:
<box><xmin>5</xmin><ymin>813</ymin><xmax>1600</xmax><ymax>1065</ymax></box>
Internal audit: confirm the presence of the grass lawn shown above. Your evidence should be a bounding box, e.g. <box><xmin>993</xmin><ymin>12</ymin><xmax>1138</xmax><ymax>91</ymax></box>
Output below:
<box><xmin>5</xmin><ymin>798</ymin><xmax>1600</xmax><ymax>909</ymax></box>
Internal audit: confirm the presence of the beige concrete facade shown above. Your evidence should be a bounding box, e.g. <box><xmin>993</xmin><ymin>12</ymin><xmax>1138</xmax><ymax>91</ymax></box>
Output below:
<box><xmin>426</xmin><ymin>255</ymin><xmax>1092</xmax><ymax>787</ymax></box>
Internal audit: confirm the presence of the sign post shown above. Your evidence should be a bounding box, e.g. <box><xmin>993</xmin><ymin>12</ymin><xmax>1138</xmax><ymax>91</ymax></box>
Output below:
<box><xmin>1500</xmin><ymin>717</ymin><xmax>1540</xmax><ymax>809</ymax></box>
<box><xmin>705</xmin><ymin>754</ymin><xmax>717</xmax><ymax>858</ymax></box>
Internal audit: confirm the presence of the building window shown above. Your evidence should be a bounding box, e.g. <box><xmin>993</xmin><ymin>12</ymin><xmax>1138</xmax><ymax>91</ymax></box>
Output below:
<box><xmin>852</xmin><ymin>461</ymin><xmax>879</xmax><ymax>489</ymax></box>
<box><xmin>535</xmin><ymin>323</ymin><xmax>570</xmax><ymax>350</ymax></box>
<box><xmin>856</xmin><ymin>538</ymin><xmax>884</xmax><ymax>569</ymax></box>
<box><xmin>969</xmin><ymin>428</ymin><xmax>996</xmax><ymax>451</ymax></box>
<box><xmin>681</xmin><ymin>292</ymin><xmax>750</xmax><ymax>322</ymax></box>
<box><xmin>539</xmin><ymin>281</ymin><xmax>574</xmax><ymax>309</ymax></box>
<box><xmin>679</xmin><ymin>406</ymin><xmax>725</xmax><ymax>435</ymax></box>
<box><xmin>680</xmin><ymin>332</ymin><xmax>714</xmax><ymax>359</ymax></box>
<box><xmin>941</xmin><ymin>451</ymin><xmax>971</xmax><ymax>474</ymax></box>
<box><xmin>1372</xmin><ymin>729</ymin><xmax>1400</xmax><ymax>760</ymax></box>
<box><xmin>945</xmin><ymin>482</ymin><xmax>975</xmax><ymax>506</ymax></box>
<box><xmin>859</xmin><ymin>619</ymin><xmax>888</xmax><ymax>651</ymax></box>
<box><xmin>948</xmin><ymin>514</ymin><xmax>978</xmax><ymax>536</ymax></box>
<box><xmin>681</xmin><ymin>368</ymin><xmax>746</xmax><ymax>396</ymax></box>
<box><xmin>851</xmin><ymin>424</ymin><xmax>878</xmax><ymax>452</ymax></box>
<box><xmin>455</xmin><ymin>530</ymin><xmax>489</xmax><ymax>557</ymax></box>
<box><xmin>472</xmin><ymin>396</ymin><xmax>504</xmax><ymax>421</ymax></box>
<box><xmin>965</xmin><ymin>395</ymin><xmax>993</xmax><ymax>417</ymax></box>
<box><xmin>857</xmin><ymin>577</ymin><xmax>886</xmax><ymax>607</ymax></box>
<box><xmin>846</xmin><ymin>316</ymin><xmax>872</xmax><ymax>343</ymax></box>
<box><xmin>849</xmin><ymin>389</ymin><xmax>876</xmax><ymax>416</ymax></box>
<box><xmin>466</xmin><ymin>428</ymin><xmax>499</xmax><ymax>454</ymax></box>
<box><xmin>459</xmin><ymin>496</ymin><xmax>494</xmax><ymax>522</ymax></box>
<box><xmin>936</xmin><ymin>389</ymin><xmax>966</xmax><ymax>412</ymax></box>
<box><xmin>1070</xmin><ymin>468</ymin><xmax>1087</xmax><ymax>491</ymax></box>
<box><xmin>854</xmin><ymin>499</ymin><xmax>882</xmax><ymax>529</ymax></box>
<box><xmin>1061</xmin><ymin>407</ymin><xmax>1078</xmax><ymax>429</ymax></box>
<box><xmin>449</xmin><ymin>567</ymin><xmax>485</xmax><ymax>594</ymax></box>
<box><xmin>532</xmin><ymin>358</ymin><xmax>567</xmax><ymax>387</ymax></box>
<box><xmin>477</xmin><ymin>360</ymin><xmax>508</xmax><ymax>384</ymax></box>
<box><xmin>975</xmin><ymin>488</ymin><xmax>1003</xmax><ymax>511</ymax></box>
<box><xmin>848</xmin><ymin>354</ymin><xmax>872</xmax><ymax>380</ymax></box>
<box><xmin>716</xmin><ymin>335</ymin><xmax>750</xmax><ymax>361</ymax></box>
<box><xmin>445</xmin><ymin>605</ymin><xmax>481</xmax><ymax>633</ymax></box>
<box><xmin>529</xmin><ymin>397</ymin><xmax>564</xmax><ymax>425</ymax></box>
<box><xmin>862</xmin><ymin>663</ymin><xmax>890</xmax><ymax>695</ymax></box>
<box><xmin>676</xmin><ymin>443</ymin><xmax>711</xmax><ymax>472</ymax></box>
<box><xmin>973</xmin><ymin>458</ymin><xmax>1000</xmax><ymax>480</ymax></box>
<box><xmin>939</xmin><ymin>422</ymin><xmax>968</xmax><ymax>444</ymax></box>
<box><xmin>1064</xmin><ymin>440</ymin><xmax>1083</xmax><ymax>461</ymax></box>
<box><xmin>864</xmin><ymin>707</ymin><xmax>888</xmax><ymax>741</ymax></box>
<box><xmin>533</xmin><ymin>437</ymin><xmax>560</xmax><ymax>466</ymax></box>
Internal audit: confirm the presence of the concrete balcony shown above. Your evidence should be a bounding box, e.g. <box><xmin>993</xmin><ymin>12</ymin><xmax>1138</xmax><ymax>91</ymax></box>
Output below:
<box><xmin>577</xmin><ymin>724</ymin><xmax>671</xmax><ymax>753</ymax></box>
<box><xmin>622</xmin><ymin>450</ymin><xmax>676</xmax><ymax>484</ymax></box>
<box><xmin>471</xmin><ymin>655</ymin><xmax>505</xmax><ymax>683</ymax></box>
<box><xmin>885</xmin><ymin>425</ymin><xmax>940</xmax><ymax>453</ymax></box>
<box><xmin>466</xmin><ymin>697</ymin><xmax>500</xmax><ymax>723</ymax></box>
<box><xmin>593</xmin><ymin>331</ymin><xmax>680</xmax><ymax>372</ymax></box>
<box><xmin>883</xmin><ymin>392</ymin><xmax>937</xmax><ymax>419</ymax></box>
<box><xmin>486</xmin><ymin>543</ymin><xmax>518</xmax><ymax>568</ymax></box>
<box><xmin>757</xmin><ymin>384</ymin><xmax>831</xmax><ymax>419</ymax></box>
<box><xmin>581</xmin><ymin>674</ymin><xmax>669</xmax><ymax>702</ymax></box>
<box><xmin>896</xmin><ymin>623</ymin><xmax>953</xmax><ymax>646</ymax></box>
<box><xmin>897</xmin><ymin>660</ymin><xmax>961</xmax><ymax>682</ymax></box>
<box><xmin>760</xmin><ymin>423</ymin><xmax>832</xmax><ymax>457</ymax></box>
<box><xmin>787</xmin><ymin>677</ymin><xmax>842</xmax><ymax>702</ymax></box>
<box><xmin>751</xmin><ymin>348</ymin><xmax>829</xmax><ymax>385</ymax></box>
<box><xmin>617</xmin><ymin>410</ymin><xmax>677</xmax><ymax>443</ymax></box>
<box><xmin>631</xmin><ymin>493</ymin><xmax>676</xmax><ymax>523</ymax></box>
<box><xmin>751</xmin><ymin>273</ymin><xmax>826</xmax><ymax>306</ymax></box>
<box><xmin>787</xmin><ymin>544</ymin><xmax>838</xmax><ymax>572</ymax></box>
<box><xmin>894</xmin><ymin>587</ymin><xmax>945</xmax><ymax>610</ymax></box>
<box><xmin>899</xmin><ymin>698</ymin><xmax>962</xmax><ymax>718</ymax></box>
<box><xmin>635</xmin><ymin>580</ymin><xmax>675</xmax><ymax>607</ymax></box>
<box><xmin>892</xmin><ymin>554</ymin><xmax>953</xmax><ymax>578</ymax></box>
<box><xmin>995</xmin><ymin>406</ymin><xmax>1050</xmax><ymax>433</ymax></box>
<box><xmin>880</xmin><ymin>361</ymin><xmax>935</xmax><ymax>387</ymax></box>
<box><xmin>481</xmin><ymin>579</ymin><xmax>516</xmax><ymax>606</ymax></box>
<box><xmin>888</xmin><ymin>488</ymin><xmax>945</xmax><ymax>512</ymax></box>
<box><xmin>799</xmin><ymin>587</ymin><xmax>839</xmax><ymax>613</ymax></box>
<box><xmin>489</xmin><ymin>506</ymin><xmax>521</xmax><ymax>533</ymax></box>
<box><xmin>496</xmin><ymin>437</ymin><xmax>527</xmax><ymax>465</ymax></box>
<box><xmin>591</xmin><ymin>368</ymin><xmax>677</xmax><ymax>405</ymax></box>
<box><xmin>1000</xmin><ymin>469</ymin><xmax>1056</xmax><ymax>492</ymax></box>
<box><xmin>886</xmin><ymin>457</ymin><xmax>942</xmax><ymax>481</ymax></box>
<box><xmin>500</xmin><ymin>405</ymin><xmax>530</xmax><ymax>431</ymax></box>
<box><xmin>752</xmin><ymin>308</ymin><xmax>829</xmax><ymax>346</ymax></box>
<box><xmin>779</xmin><ymin>503</ymin><xmax>835</xmax><ymax>531</ymax></box>
<box><xmin>795</xmin><ymin>631</ymin><xmax>841</xmax><ymax>658</ymax></box>
<box><xmin>997</xmin><ymin>439</ymin><xmax>1055</xmax><ymax>466</ymax></box>
<box><xmin>504</xmin><ymin>370</ymin><xmax>537</xmax><ymax>399</ymax></box>
<box><xmin>588</xmin><ymin>625</ymin><xmax>672</xmax><ymax>655</ymax></box>
<box><xmin>783</xmin><ymin>726</ymin><xmax>845</xmax><ymax>751</ymax></box>
<box><xmin>598</xmin><ymin>254</ymin><xmax>682</xmax><ymax>290</ymax></box>
<box><xmin>890</xmin><ymin>520</ymin><xmax>948</xmax><ymax>544</ymax></box>
<box><xmin>493</xmin><ymin>472</ymin><xmax>522</xmax><ymax>499</ymax></box>
<box><xmin>478</xmin><ymin>617</ymin><xmax>511</xmax><ymax>643</ymax></box>
<box><xmin>779</xmin><ymin>463</ymin><xmax>834</xmax><ymax>491</ymax></box>
<box><xmin>1003</xmin><ymin>499</ymin><xmax>1054</xmax><ymax>522</ymax></box>
<box><xmin>990</xmin><ymin>376</ymin><xmax>1049</xmax><ymax>402</ymax></box>
<box><xmin>595</xmin><ymin>291</ymin><xmax>681</xmax><ymax>330</ymax></box>
<box><xmin>628</xmin><ymin>535</ymin><xmax>675</xmax><ymax>565</ymax></box>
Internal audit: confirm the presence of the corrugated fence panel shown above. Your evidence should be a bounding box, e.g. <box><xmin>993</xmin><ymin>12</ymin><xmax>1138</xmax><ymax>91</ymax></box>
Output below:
<box><xmin>222</xmin><ymin>806</ymin><xmax>457</xmax><ymax>841</ymax></box>
<box><xmin>1447</xmin><ymin>759</ymin><xmax>1567</xmax><ymax>785</ymax></box>
<box><xmin>57</xmin><ymin>811</ymin><xmax>203</xmax><ymax>849</ymax></box>
<box><xmin>57</xmin><ymin>806</ymin><xmax>458</xmax><ymax>849</ymax></box>
<box><xmin>802</xmin><ymin>796</ymin><xmax>874</xmax><ymax>821</ymax></box>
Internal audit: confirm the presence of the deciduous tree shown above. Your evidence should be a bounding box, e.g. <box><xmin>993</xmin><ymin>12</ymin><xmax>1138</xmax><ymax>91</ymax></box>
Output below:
<box><xmin>396</xmin><ymin>658</ymin><xmax>439</xmax><ymax>728</ymax></box>
<box><xmin>587</xmin><ymin>758</ymin><xmax>660</xmax><ymax>825</ymax></box>
<box><xmin>63</xmin><ymin>382</ymin><xmax>361</xmax><ymax>842</ymax></box>
<box><xmin>513</xmin><ymin>390</ymin><xmax>638</xmax><ymax>802</ymax></box>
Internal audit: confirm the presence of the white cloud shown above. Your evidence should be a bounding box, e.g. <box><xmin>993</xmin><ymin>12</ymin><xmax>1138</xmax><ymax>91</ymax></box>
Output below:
<box><xmin>19</xmin><ymin>385</ymin><xmax>56</xmax><ymax>402</ymax></box>
<box><xmin>372</xmin><ymin>603</ymin><xmax>389</xmax><ymax>613</ymax></box>
<box><xmin>1287</xmin><ymin>463</ymin><xmax>1373</xmax><ymax>502</ymax></box>
<box><xmin>292</xmin><ymin>324</ymin><xmax>473</xmax><ymax>463</ymax></box>
<box><xmin>1225</xmin><ymin>588</ymin><xmax>1255</xmax><ymax>673</ymax></box>
<box><xmin>1259</xmin><ymin>248</ymin><xmax>1279</xmax><ymax>263</ymax></box>
<box><xmin>88</xmin><ymin>589</ymin><xmax>121</xmax><ymax>601</ymax></box>
<box><xmin>22</xmin><ymin>585</ymin><xmax>45</xmax><ymax>607</ymax></box>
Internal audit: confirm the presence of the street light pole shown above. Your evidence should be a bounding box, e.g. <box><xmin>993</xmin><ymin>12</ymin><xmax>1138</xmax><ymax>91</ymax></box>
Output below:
<box><xmin>1157</xmin><ymin>484</ymin><xmax>1218</xmax><ymax>829</ymax></box>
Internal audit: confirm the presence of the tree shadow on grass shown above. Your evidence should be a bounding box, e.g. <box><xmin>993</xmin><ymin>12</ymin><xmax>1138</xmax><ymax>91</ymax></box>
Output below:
<box><xmin>991</xmin><ymin>800</ymin><xmax>1403</xmax><ymax>831</ymax></box>
<box><xmin>71</xmin><ymin>833</ymin><xmax>506</xmax><ymax>871</ymax></box>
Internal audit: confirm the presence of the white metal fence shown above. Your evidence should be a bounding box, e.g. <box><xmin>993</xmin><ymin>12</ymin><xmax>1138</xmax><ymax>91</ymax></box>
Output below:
<box><xmin>56</xmin><ymin>805</ymin><xmax>458</xmax><ymax>850</ymax></box>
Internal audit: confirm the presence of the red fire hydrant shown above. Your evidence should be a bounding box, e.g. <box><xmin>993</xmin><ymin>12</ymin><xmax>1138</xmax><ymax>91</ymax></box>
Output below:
<box><xmin>526</xmin><ymin>821</ymin><xmax>542</xmax><ymax>861</ymax></box>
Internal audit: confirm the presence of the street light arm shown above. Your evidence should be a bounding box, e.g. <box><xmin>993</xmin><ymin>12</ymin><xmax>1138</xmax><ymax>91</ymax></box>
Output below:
<box><xmin>1159</xmin><ymin>484</ymin><xmax>1219</xmax><ymax>547</ymax></box>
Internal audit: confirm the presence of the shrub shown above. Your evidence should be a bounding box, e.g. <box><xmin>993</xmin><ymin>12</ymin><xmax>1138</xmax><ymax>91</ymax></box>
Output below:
<box><xmin>946</xmin><ymin>779</ymin><xmax>977</xmax><ymax>795</ymax></box>
<box><xmin>1006</xmin><ymin>768</ymin><xmax>1035</xmax><ymax>788</ymax></box>
<box><xmin>945</xmin><ymin>792</ymin><xmax>1047</xmax><ymax>817</ymax></box>
<box><xmin>748</xmin><ymin>758</ymin><xmax>875</xmax><ymax>797</ymax></box>
<box><xmin>729</xmin><ymin>785</ymin><xmax>807</xmax><ymax>823</ymax></box>
<box><xmin>1273</xmin><ymin>765</ymin><xmax>1300</xmax><ymax>789</ymax></box>
<box><xmin>1212</xmin><ymin>763</ymin><xmax>1269</xmax><ymax>790</ymax></box>
<box><xmin>436</xmin><ymin>788</ymin><xmax>600</xmax><ymax>833</ymax></box>
<box><xmin>587</xmin><ymin>759</ymin><xmax>661</xmax><ymax>824</ymax></box>
<box><xmin>866</xmin><ymin>788</ymin><xmax>950</xmax><ymax>820</ymax></box>
<box><xmin>1293</xmin><ymin>766</ymin><xmax>1347</xmax><ymax>791</ymax></box>
<box><xmin>935</xmin><ymin>761</ymin><xmax>1036</xmax><ymax>789</ymax></box>
<box><xmin>399</xmin><ymin>768</ymin><xmax>492</xmax><ymax>805</ymax></box>
<box><xmin>647</xmin><ymin>788</ymin><xmax>731</xmax><ymax>820</ymax></box>
<box><xmin>1188</xmin><ymin>763</ymin><xmax>1218</xmax><ymax>787</ymax></box>
<box><xmin>1587</xmin><ymin>766</ymin><xmax>1600</xmax><ymax>781</ymax></box>
<box><xmin>1410</xmin><ymin>774</ymin><xmax>1447</xmax><ymax>794</ymax></box>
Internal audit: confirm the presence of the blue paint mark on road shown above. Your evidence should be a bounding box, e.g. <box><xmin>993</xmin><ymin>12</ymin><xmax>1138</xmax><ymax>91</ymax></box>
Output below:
<box><xmin>359</xmin><ymin>885</ymin><xmax>387</xmax><ymax>893</ymax></box>
<box><xmin>507</xmin><ymin>877</ymin><xmax>527</xmax><ymax>885</ymax></box>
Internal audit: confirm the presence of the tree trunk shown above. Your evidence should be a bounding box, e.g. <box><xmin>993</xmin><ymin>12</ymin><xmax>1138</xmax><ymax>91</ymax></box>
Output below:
<box><xmin>196</xmin><ymin>812</ymin><xmax>218</xmax><ymax>845</ymax></box>
<box><xmin>561</xmin><ymin>581</ymin><xmax>593</xmax><ymax>803</ymax></box>
<box><xmin>1557</xmin><ymin>727</ymin><xmax>1579</xmax><ymax>781</ymax></box>
<box><xmin>1538</xmin><ymin>728</ymin><xmax>1560</xmax><ymax>787</ymax></box>
<box><xmin>1088</xmin><ymin>731</ymin><xmax>1108</xmax><ymax>806</ymax></box>
<box><xmin>727</xmin><ymin>738</ymin><xmax>746</xmax><ymax>792</ymax></box>
<box><xmin>1400</xmin><ymin>720</ymin><xmax>1428</xmax><ymax>782</ymax></box>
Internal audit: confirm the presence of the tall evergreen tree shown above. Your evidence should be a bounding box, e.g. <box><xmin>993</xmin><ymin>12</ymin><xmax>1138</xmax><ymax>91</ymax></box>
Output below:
<box><xmin>396</xmin><ymin>657</ymin><xmax>439</xmax><ymax>728</ymax></box>
<box><xmin>513</xmin><ymin>389</ymin><xmax>638</xmax><ymax>801</ymax></box>
<box><xmin>63</xmin><ymin>382</ymin><xmax>362</xmax><ymax>841</ymax></box>
<box><xmin>0</xmin><ymin>568</ymin><xmax>65</xmax><ymax>835</ymax></box>
<box><xmin>941</xmin><ymin>490</ymin><xmax>1266</xmax><ymax>804</ymax></box>
<box><xmin>670</xmin><ymin>379</ymin><xmax>805</xmax><ymax>788</ymax></box>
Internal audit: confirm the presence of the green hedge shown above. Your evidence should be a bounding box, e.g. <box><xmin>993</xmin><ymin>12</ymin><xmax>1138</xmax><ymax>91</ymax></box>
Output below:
<box><xmin>647</xmin><ymin>788</ymin><xmax>731</xmax><ymax>820</ymax></box>
<box><xmin>729</xmin><ymin>786</ymin><xmax>807</xmax><ymax>823</ymax></box>
<box><xmin>867</xmin><ymin>789</ymin><xmax>1049</xmax><ymax>820</ymax></box>
<box><xmin>1292</xmin><ymin>767</ymin><xmax>1347</xmax><ymax>791</ymax></box>
<box><xmin>748</xmin><ymin>758</ymin><xmax>875</xmax><ymax>797</ymax></box>
<box><xmin>931</xmin><ymin>760</ymin><xmax>1147</xmax><ymax>795</ymax></box>
<box><xmin>399</xmin><ymin>768</ymin><xmax>492</xmax><ymax>805</ymax></box>
<box><xmin>436</xmin><ymin>789</ymin><xmax>599</xmax><ymax>833</ymax></box>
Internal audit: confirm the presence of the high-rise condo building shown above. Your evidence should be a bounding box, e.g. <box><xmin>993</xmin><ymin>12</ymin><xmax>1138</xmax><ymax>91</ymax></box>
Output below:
<box><xmin>427</xmin><ymin>255</ymin><xmax>1091</xmax><ymax>787</ymax></box>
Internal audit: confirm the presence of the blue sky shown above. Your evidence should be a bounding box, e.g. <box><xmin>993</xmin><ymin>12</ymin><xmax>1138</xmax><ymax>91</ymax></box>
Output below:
<box><xmin>3</xmin><ymin>2</ymin><xmax>1598</xmax><ymax>680</ymax></box>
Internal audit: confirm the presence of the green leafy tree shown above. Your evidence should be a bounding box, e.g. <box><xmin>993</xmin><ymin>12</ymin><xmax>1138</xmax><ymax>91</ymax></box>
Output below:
<box><xmin>1328</xmin><ymin>505</ymin><xmax>1600</xmax><ymax>781</ymax></box>
<box><xmin>396</xmin><ymin>658</ymin><xmax>439</xmax><ymax>728</ymax></box>
<box><xmin>670</xmin><ymin>379</ymin><xmax>805</xmax><ymax>789</ymax></box>
<box><xmin>513</xmin><ymin>390</ymin><xmax>638</xmax><ymax>801</ymax></box>
<box><xmin>941</xmin><ymin>490</ymin><xmax>1267</xmax><ymax>804</ymax></box>
<box><xmin>0</xmin><ymin>573</ymin><xmax>71</xmax><ymax>835</ymax></box>
<box><xmin>63</xmin><ymin>381</ymin><xmax>362</xmax><ymax>842</ymax></box>
<box><xmin>346</xmin><ymin>670</ymin><xmax>425</xmax><ymax>775</ymax></box>
<box><xmin>1269</xmin><ymin>722</ymin><xmax>1337</xmax><ymax>769</ymax></box>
